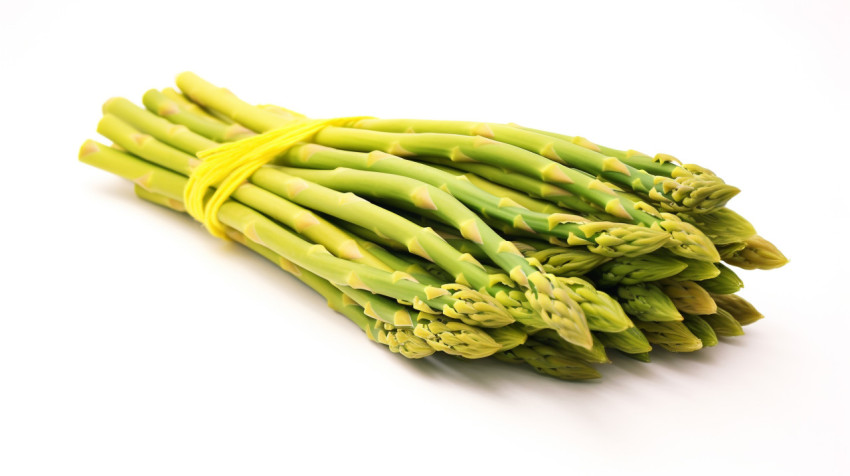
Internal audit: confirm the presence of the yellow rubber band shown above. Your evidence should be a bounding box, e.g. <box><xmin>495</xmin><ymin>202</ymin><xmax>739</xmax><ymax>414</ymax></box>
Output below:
<box><xmin>184</xmin><ymin>116</ymin><xmax>372</xmax><ymax>238</ymax></box>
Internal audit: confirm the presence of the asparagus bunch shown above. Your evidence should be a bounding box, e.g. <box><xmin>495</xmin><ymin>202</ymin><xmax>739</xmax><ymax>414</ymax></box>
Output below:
<box><xmin>79</xmin><ymin>73</ymin><xmax>787</xmax><ymax>381</ymax></box>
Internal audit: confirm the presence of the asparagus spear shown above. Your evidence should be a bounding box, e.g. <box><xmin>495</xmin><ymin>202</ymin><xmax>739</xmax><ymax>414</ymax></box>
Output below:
<box><xmin>97</xmin><ymin>114</ymin><xmax>398</xmax><ymax>273</ymax></box>
<box><xmin>349</xmin><ymin>118</ymin><xmax>740</xmax><ymax>214</ymax></box>
<box><xmin>658</xmin><ymin>279</ymin><xmax>718</xmax><ymax>315</ymax></box>
<box><xmin>345</xmin><ymin>234</ymin><xmax>446</xmax><ymax>287</ymax></box>
<box><xmin>133</xmin><ymin>183</ymin><xmax>505</xmax><ymax>359</ymax></box>
<box><xmin>176</xmin><ymin>72</ymin><xmax>294</xmax><ymax>132</ymax></box>
<box><xmin>229</xmin><ymin>225</ymin><xmax>501</xmax><ymax>358</ymax></box>
<box><xmin>173</xmin><ymin>72</ymin><xmax>718</xmax><ymax>263</ymax></box>
<box><xmin>591</xmin><ymin>254</ymin><xmax>688</xmax><ymax>286</ymax></box>
<box><xmin>103</xmin><ymin>97</ymin><xmax>218</xmax><ymax>155</ymax></box>
<box><xmin>413</xmin><ymin>156</ymin><xmax>609</xmax><ymax>217</ymax></box>
<box><xmin>424</xmin><ymin>160</ymin><xmax>593</xmax><ymax>216</ymax></box>
<box><xmin>682</xmin><ymin>315</ymin><xmax>719</xmax><ymax>347</ymax></box>
<box><xmin>616</xmin><ymin>283</ymin><xmax>684</xmax><ymax>322</ymax></box>
<box><xmin>677</xmin><ymin>208</ymin><xmax>757</xmax><ymax>245</ymax></box>
<box><xmin>275</xmin><ymin>165</ymin><xmax>637</xmax><ymax>333</ymax></box>
<box><xmin>79</xmin><ymin>141</ymin><xmax>514</xmax><ymax>330</ymax></box>
<box><xmin>310</xmin><ymin>126</ymin><xmax>720</xmax><ymax>260</ymax></box>
<box><xmin>532</xmin><ymin>329</ymin><xmax>610</xmax><ymax>364</ymax></box>
<box><xmin>668</xmin><ymin>256</ymin><xmax>721</xmax><ymax>282</ymax></box>
<box><xmin>410</xmin><ymin>316</ymin><xmax>505</xmax><ymax>359</ymax></box>
<box><xmin>161</xmin><ymin>87</ymin><xmax>233</xmax><ymax>124</ymax></box>
<box><xmin>711</xmin><ymin>293</ymin><xmax>764</xmax><ymax>326</ymax></box>
<box><xmin>510</xmin><ymin>124</ymin><xmax>740</xmax><ymax>203</ymax></box>
<box><xmin>634</xmin><ymin>321</ymin><xmax>704</xmax><ymax>352</ymax></box>
<box><xmin>277</xmin><ymin>144</ymin><xmax>669</xmax><ymax>258</ymax></box>
<box><xmin>487</xmin><ymin>325</ymin><xmax>529</xmax><ymax>352</ymax></box>
<box><xmin>520</xmin><ymin>245</ymin><xmax>612</xmax><ymax>277</ymax></box>
<box><xmin>249</xmin><ymin>167</ymin><xmax>593</xmax><ymax>339</ymax></box>
<box><xmin>701</xmin><ymin>309</ymin><xmax>745</xmax><ymax>337</ymax></box>
<box><xmin>109</xmin><ymin>96</ymin><xmax>596</xmax><ymax>347</ymax></box>
<box><xmin>132</xmin><ymin>149</ymin><xmax>616</xmax><ymax>356</ymax></box>
<box><xmin>143</xmin><ymin>89</ymin><xmax>255</xmax><ymax>142</ymax></box>
<box><xmin>273</xmin><ymin>165</ymin><xmax>573</xmax><ymax>284</ymax></box>
<box><xmin>557</xmin><ymin>277</ymin><xmax>634</xmax><ymax>333</ymax></box>
<box><xmin>722</xmin><ymin>235</ymin><xmax>789</xmax><ymax>270</ymax></box>
<box><xmin>228</xmin><ymin>205</ymin><xmax>503</xmax><ymax>363</ymax></box>
<box><xmin>102</xmin><ymin>113</ymin><xmax>604</xmax><ymax>344</ymax></box>
<box><xmin>80</xmin><ymin>72</ymin><xmax>786</xmax><ymax>382</ymax></box>
<box><xmin>101</xmin><ymin>107</ymin><xmax>492</xmax><ymax>293</ymax></box>
<box><xmin>228</xmin><ymin>224</ymin><xmax>510</xmax><ymax>356</ymax></box>
<box><xmin>619</xmin><ymin>351</ymin><xmax>652</xmax><ymax>363</ymax></box>
<box><xmin>699</xmin><ymin>263</ymin><xmax>744</xmax><ymax>294</ymax></box>
<box><xmin>387</xmin><ymin>215</ymin><xmax>632</xmax><ymax>334</ymax></box>
<box><xmin>595</xmin><ymin>327</ymin><xmax>653</xmax><ymax>354</ymax></box>
<box><xmin>495</xmin><ymin>340</ymin><xmax>601</xmax><ymax>380</ymax></box>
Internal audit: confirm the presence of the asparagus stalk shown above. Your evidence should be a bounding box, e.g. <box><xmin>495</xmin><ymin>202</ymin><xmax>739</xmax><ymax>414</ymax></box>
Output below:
<box><xmin>80</xmin><ymin>72</ymin><xmax>786</xmax><ymax>382</ymax></box>
<box><xmin>161</xmin><ymin>87</ymin><xmax>232</xmax><ymax>124</ymax></box>
<box><xmin>334</xmin><ymin>219</ymin><xmax>460</xmax><ymax>284</ymax></box>
<box><xmin>408</xmin><ymin>316</ymin><xmax>505</xmax><ymax>359</ymax></box>
<box><xmin>350</xmin><ymin>118</ymin><xmax>740</xmax><ymax>214</ymax></box>
<box><xmin>701</xmin><ymin>309</ymin><xmax>745</xmax><ymax>337</ymax></box>
<box><xmin>276</xmin><ymin>166</ymin><xmax>643</xmax><ymax>335</ymax></box>
<box><xmin>616</xmin><ymin>283</ymin><xmax>684</xmax><ymax>322</ymax></box>
<box><xmin>520</xmin><ymin>245</ymin><xmax>611</xmax><ymax>277</ymax></box>
<box><xmin>682</xmin><ymin>315</ymin><xmax>719</xmax><ymax>347</ymax></box>
<box><xmin>248</xmin><ymin>167</ymin><xmax>596</xmax><ymax>346</ymax></box>
<box><xmin>143</xmin><ymin>89</ymin><xmax>255</xmax><ymax>142</ymax></box>
<box><xmin>557</xmin><ymin>277</ymin><xmax>634</xmax><ymax>333</ymax></box>
<box><xmin>532</xmin><ymin>329</ymin><xmax>610</xmax><ymax>364</ymax></box>
<box><xmin>699</xmin><ymin>263</ymin><xmax>744</xmax><ymax>294</ymax></box>
<box><xmin>133</xmin><ymin>183</ymin><xmax>186</xmax><ymax>212</ymax></box>
<box><xmin>495</xmin><ymin>340</ymin><xmax>601</xmax><ymax>380</ymax></box>
<box><xmin>424</xmin><ymin>160</ymin><xmax>591</xmax><ymax>216</ymax></box>
<box><xmin>222</xmin><ymin>228</ymin><xmax>431</xmax><ymax>354</ymax></box>
<box><xmin>388</xmin><ymin>215</ymin><xmax>632</xmax><ymax>334</ymax></box>
<box><xmin>711</xmin><ymin>294</ymin><xmax>764</xmax><ymax>326</ymax></box>
<box><xmin>677</xmin><ymin>208</ymin><xmax>757</xmax><ymax>245</ymax></box>
<box><xmin>176</xmin><ymin>72</ymin><xmax>293</xmax><ymax>132</ymax></box>
<box><xmin>234</xmin><ymin>229</ymin><xmax>503</xmax><ymax>356</ymax></box>
<box><xmin>669</xmin><ymin>256</ymin><xmax>721</xmax><ymax>282</ymax></box>
<box><xmin>97</xmin><ymin>114</ymin><xmax>397</xmax><ymax>273</ymax></box>
<box><xmin>338</xmin><ymin>222</ymin><xmax>458</xmax><ymax>284</ymax></box>
<box><xmin>591</xmin><ymin>254</ymin><xmax>688</xmax><ymax>286</ymax></box>
<box><xmin>103</xmin><ymin>97</ymin><xmax>218</xmax><ymax>155</ymax></box>
<box><xmin>413</xmin><ymin>156</ymin><xmax>610</xmax><ymax>217</ymax></box>
<box><xmin>173</xmin><ymin>72</ymin><xmax>718</xmax><ymax>263</ymax></box>
<box><xmin>487</xmin><ymin>325</ymin><xmax>529</xmax><ymax>352</ymax></box>
<box><xmin>619</xmin><ymin>351</ymin><xmax>652</xmax><ymax>363</ymax></box>
<box><xmin>311</xmin><ymin>126</ymin><xmax>721</xmax><ymax>260</ymax></box>
<box><xmin>328</xmin><ymin>282</ymin><xmax>419</xmax><ymax>328</ymax></box>
<box><xmin>133</xmin><ymin>183</ymin><xmax>506</xmax><ymax>359</ymax></box>
<box><xmin>277</xmin><ymin>144</ymin><xmax>670</xmax><ymax>258</ymax></box>
<box><xmin>109</xmin><ymin>98</ymin><xmax>593</xmax><ymax>347</ymax></box>
<box><xmin>228</xmin><ymin>225</ymin><xmax>502</xmax><ymax>358</ymax></box>
<box><xmin>658</xmin><ymin>279</ymin><xmax>718</xmax><ymax>315</ymax></box>
<box><xmin>78</xmin><ymin>142</ymin><xmax>514</xmax><ymax>330</ymax></box>
<box><xmin>595</xmin><ymin>327</ymin><xmax>653</xmax><ymax>354</ymax></box>
<box><xmin>345</xmin><ymin>235</ymin><xmax>446</xmax><ymax>287</ymax></box>
<box><xmin>721</xmin><ymin>235</ymin><xmax>789</xmax><ymax>270</ymax></box>
<box><xmin>634</xmin><ymin>321</ymin><xmax>703</xmax><ymax>352</ymax></box>
<box><xmin>510</xmin><ymin>124</ymin><xmax>739</xmax><ymax>199</ymax></box>
<box><xmin>273</xmin><ymin>165</ymin><xmax>566</xmax><ymax>283</ymax></box>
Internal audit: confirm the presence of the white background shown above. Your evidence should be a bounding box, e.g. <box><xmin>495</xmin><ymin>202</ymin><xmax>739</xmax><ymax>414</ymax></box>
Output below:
<box><xmin>1</xmin><ymin>0</ymin><xmax>848</xmax><ymax>474</ymax></box>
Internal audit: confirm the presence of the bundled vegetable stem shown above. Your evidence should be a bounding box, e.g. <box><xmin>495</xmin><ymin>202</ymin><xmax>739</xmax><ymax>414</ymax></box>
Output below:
<box><xmin>79</xmin><ymin>72</ymin><xmax>786</xmax><ymax>381</ymax></box>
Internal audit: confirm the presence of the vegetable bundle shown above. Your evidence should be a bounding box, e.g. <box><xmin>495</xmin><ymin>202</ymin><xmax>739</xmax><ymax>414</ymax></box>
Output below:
<box><xmin>79</xmin><ymin>73</ymin><xmax>787</xmax><ymax>380</ymax></box>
